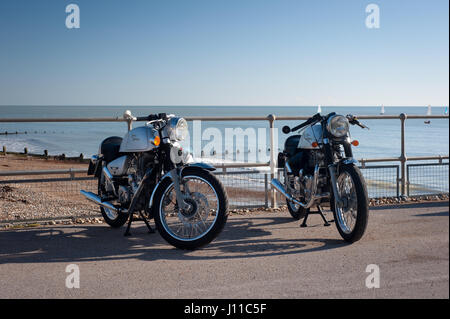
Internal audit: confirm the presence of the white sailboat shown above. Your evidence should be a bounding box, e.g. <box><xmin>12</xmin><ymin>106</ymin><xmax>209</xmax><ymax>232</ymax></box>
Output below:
<box><xmin>380</xmin><ymin>105</ymin><xmax>385</xmax><ymax>115</ymax></box>
<box><xmin>425</xmin><ymin>105</ymin><xmax>432</xmax><ymax>124</ymax></box>
<box><xmin>444</xmin><ymin>106</ymin><xmax>448</xmax><ymax>115</ymax></box>
<box><xmin>317</xmin><ymin>105</ymin><xmax>322</xmax><ymax>113</ymax></box>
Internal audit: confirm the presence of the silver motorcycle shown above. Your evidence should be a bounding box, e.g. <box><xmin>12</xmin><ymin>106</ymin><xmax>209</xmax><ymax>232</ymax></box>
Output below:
<box><xmin>81</xmin><ymin>111</ymin><xmax>228</xmax><ymax>250</ymax></box>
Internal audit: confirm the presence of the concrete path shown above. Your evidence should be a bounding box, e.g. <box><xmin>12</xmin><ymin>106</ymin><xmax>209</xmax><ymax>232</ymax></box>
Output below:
<box><xmin>0</xmin><ymin>201</ymin><xmax>448</xmax><ymax>298</ymax></box>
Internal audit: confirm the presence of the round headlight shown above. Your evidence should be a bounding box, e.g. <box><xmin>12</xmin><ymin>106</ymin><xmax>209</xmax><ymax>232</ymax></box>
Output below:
<box><xmin>167</xmin><ymin>117</ymin><xmax>189</xmax><ymax>141</ymax></box>
<box><xmin>327</xmin><ymin>115</ymin><xmax>349</xmax><ymax>138</ymax></box>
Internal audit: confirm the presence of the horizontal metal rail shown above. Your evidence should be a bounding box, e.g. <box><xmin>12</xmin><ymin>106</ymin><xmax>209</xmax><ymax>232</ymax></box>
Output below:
<box><xmin>0</xmin><ymin>169</ymin><xmax>87</xmax><ymax>177</ymax></box>
<box><xmin>359</xmin><ymin>155</ymin><xmax>449</xmax><ymax>166</ymax></box>
<box><xmin>1</xmin><ymin>114</ymin><xmax>448</xmax><ymax>123</ymax></box>
<box><xmin>0</xmin><ymin>177</ymin><xmax>93</xmax><ymax>184</ymax></box>
<box><xmin>1</xmin><ymin>160</ymin><xmax>448</xmax><ymax>178</ymax></box>
<box><xmin>0</xmin><ymin>170</ymin><xmax>269</xmax><ymax>179</ymax></box>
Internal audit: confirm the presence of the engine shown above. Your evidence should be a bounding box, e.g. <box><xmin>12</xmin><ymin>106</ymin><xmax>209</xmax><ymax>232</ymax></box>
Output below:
<box><xmin>105</xmin><ymin>152</ymin><xmax>156</xmax><ymax>211</ymax></box>
<box><xmin>285</xmin><ymin>150</ymin><xmax>327</xmax><ymax>201</ymax></box>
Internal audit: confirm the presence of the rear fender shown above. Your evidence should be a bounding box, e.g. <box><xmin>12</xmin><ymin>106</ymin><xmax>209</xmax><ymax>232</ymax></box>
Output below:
<box><xmin>87</xmin><ymin>155</ymin><xmax>103</xmax><ymax>177</ymax></box>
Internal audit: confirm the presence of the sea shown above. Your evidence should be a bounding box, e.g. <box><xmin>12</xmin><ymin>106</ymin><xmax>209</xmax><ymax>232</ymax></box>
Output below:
<box><xmin>0</xmin><ymin>106</ymin><xmax>448</xmax><ymax>162</ymax></box>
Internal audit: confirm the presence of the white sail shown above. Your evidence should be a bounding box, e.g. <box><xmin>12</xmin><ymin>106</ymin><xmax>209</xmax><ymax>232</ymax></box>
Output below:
<box><xmin>427</xmin><ymin>105</ymin><xmax>432</xmax><ymax>115</ymax></box>
<box><xmin>380</xmin><ymin>105</ymin><xmax>385</xmax><ymax>114</ymax></box>
<box><xmin>444</xmin><ymin>106</ymin><xmax>448</xmax><ymax>115</ymax></box>
<box><xmin>317</xmin><ymin>105</ymin><xmax>322</xmax><ymax>113</ymax></box>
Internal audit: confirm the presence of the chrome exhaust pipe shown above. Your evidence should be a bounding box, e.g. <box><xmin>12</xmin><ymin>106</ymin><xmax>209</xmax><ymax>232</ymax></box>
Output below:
<box><xmin>270</xmin><ymin>178</ymin><xmax>307</xmax><ymax>208</ymax></box>
<box><xmin>80</xmin><ymin>190</ymin><xmax>118</xmax><ymax>212</ymax></box>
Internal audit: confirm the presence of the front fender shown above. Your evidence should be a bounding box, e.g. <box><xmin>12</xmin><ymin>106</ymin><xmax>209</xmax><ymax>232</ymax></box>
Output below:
<box><xmin>148</xmin><ymin>163</ymin><xmax>216</xmax><ymax>209</ymax></box>
<box><xmin>336</xmin><ymin>158</ymin><xmax>359</xmax><ymax>175</ymax></box>
<box><xmin>184</xmin><ymin>162</ymin><xmax>216</xmax><ymax>171</ymax></box>
<box><xmin>339</xmin><ymin>158</ymin><xmax>359</xmax><ymax>166</ymax></box>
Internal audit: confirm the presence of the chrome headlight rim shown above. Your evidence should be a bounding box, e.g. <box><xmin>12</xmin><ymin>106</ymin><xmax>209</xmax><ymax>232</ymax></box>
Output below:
<box><xmin>327</xmin><ymin>114</ymin><xmax>349</xmax><ymax>138</ymax></box>
<box><xmin>167</xmin><ymin>117</ymin><xmax>189</xmax><ymax>142</ymax></box>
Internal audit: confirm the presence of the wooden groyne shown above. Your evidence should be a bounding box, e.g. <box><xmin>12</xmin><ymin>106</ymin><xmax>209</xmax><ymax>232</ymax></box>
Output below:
<box><xmin>0</xmin><ymin>146</ymin><xmax>89</xmax><ymax>163</ymax></box>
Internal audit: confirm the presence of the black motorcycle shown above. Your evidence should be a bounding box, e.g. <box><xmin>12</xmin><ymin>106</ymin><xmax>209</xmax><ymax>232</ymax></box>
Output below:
<box><xmin>271</xmin><ymin>112</ymin><xmax>369</xmax><ymax>242</ymax></box>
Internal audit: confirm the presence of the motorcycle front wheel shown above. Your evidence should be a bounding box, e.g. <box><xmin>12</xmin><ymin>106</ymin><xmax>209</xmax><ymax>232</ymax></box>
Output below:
<box><xmin>331</xmin><ymin>165</ymin><xmax>369</xmax><ymax>243</ymax></box>
<box><xmin>152</xmin><ymin>167</ymin><xmax>228</xmax><ymax>250</ymax></box>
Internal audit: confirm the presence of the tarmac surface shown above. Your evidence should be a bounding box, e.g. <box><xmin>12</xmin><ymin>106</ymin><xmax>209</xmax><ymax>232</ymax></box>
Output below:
<box><xmin>0</xmin><ymin>201</ymin><xmax>448</xmax><ymax>299</ymax></box>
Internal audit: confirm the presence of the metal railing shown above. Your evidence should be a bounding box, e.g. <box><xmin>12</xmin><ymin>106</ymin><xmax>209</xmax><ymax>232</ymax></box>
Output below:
<box><xmin>1</xmin><ymin>113</ymin><xmax>449</xmax><ymax>210</ymax></box>
<box><xmin>407</xmin><ymin>162</ymin><xmax>449</xmax><ymax>196</ymax></box>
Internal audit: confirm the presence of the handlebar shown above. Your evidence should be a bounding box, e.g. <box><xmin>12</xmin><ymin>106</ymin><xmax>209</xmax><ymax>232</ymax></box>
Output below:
<box><xmin>282</xmin><ymin>113</ymin><xmax>323</xmax><ymax>134</ymax></box>
<box><xmin>282</xmin><ymin>113</ymin><xmax>369</xmax><ymax>134</ymax></box>
<box><xmin>135</xmin><ymin>113</ymin><xmax>167</xmax><ymax>122</ymax></box>
<box><xmin>346</xmin><ymin>114</ymin><xmax>369</xmax><ymax>130</ymax></box>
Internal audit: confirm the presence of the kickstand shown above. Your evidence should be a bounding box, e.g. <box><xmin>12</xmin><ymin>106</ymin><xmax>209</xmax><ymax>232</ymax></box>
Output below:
<box><xmin>300</xmin><ymin>205</ymin><xmax>332</xmax><ymax>227</ymax></box>
<box><xmin>124</xmin><ymin>210</ymin><xmax>155</xmax><ymax>236</ymax></box>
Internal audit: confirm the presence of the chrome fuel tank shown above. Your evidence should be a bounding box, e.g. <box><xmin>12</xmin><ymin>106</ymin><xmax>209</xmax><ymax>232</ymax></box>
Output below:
<box><xmin>119</xmin><ymin>126</ymin><xmax>160</xmax><ymax>153</ymax></box>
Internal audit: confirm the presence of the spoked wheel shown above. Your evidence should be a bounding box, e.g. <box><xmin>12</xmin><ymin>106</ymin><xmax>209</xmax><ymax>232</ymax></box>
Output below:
<box><xmin>332</xmin><ymin>165</ymin><xmax>369</xmax><ymax>243</ymax></box>
<box><xmin>98</xmin><ymin>176</ymin><xmax>128</xmax><ymax>228</ymax></box>
<box><xmin>153</xmin><ymin>167</ymin><xmax>228</xmax><ymax>250</ymax></box>
<box><xmin>286</xmin><ymin>199</ymin><xmax>308</xmax><ymax>220</ymax></box>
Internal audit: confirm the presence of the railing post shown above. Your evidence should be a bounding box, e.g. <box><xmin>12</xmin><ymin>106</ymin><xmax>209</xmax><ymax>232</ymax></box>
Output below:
<box><xmin>400</xmin><ymin>113</ymin><xmax>407</xmax><ymax>197</ymax></box>
<box><xmin>264</xmin><ymin>173</ymin><xmax>269</xmax><ymax>208</ymax></box>
<box><xmin>69</xmin><ymin>168</ymin><xmax>75</xmax><ymax>180</ymax></box>
<box><xmin>268</xmin><ymin>114</ymin><xmax>277</xmax><ymax>208</ymax></box>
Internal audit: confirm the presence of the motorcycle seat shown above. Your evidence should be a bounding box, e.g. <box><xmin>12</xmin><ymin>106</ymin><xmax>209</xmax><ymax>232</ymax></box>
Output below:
<box><xmin>100</xmin><ymin>136</ymin><xmax>124</xmax><ymax>163</ymax></box>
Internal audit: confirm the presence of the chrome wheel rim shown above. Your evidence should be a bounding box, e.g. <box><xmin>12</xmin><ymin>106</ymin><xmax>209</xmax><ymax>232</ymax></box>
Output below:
<box><xmin>99</xmin><ymin>176</ymin><xmax>119</xmax><ymax>221</ymax></box>
<box><xmin>104</xmin><ymin>207</ymin><xmax>118</xmax><ymax>220</ymax></box>
<box><xmin>288</xmin><ymin>200</ymin><xmax>301</xmax><ymax>212</ymax></box>
<box><xmin>159</xmin><ymin>175</ymin><xmax>219</xmax><ymax>241</ymax></box>
<box><xmin>335</xmin><ymin>172</ymin><xmax>358</xmax><ymax>234</ymax></box>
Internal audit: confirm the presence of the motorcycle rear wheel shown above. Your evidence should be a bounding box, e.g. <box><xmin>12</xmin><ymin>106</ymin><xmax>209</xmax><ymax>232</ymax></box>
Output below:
<box><xmin>98</xmin><ymin>177</ymin><xmax>128</xmax><ymax>228</ymax></box>
<box><xmin>286</xmin><ymin>199</ymin><xmax>308</xmax><ymax>220</ymax></box>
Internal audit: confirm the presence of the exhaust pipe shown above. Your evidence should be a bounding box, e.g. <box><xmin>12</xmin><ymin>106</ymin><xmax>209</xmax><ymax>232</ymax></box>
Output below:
<box><xmin>80</xmin><ymin>190</ymin><xmax>119</xmax><ymax>213</ymax></box>
<box><xmin>270</xmin><ymin>178</ymin><xmax>307</xmax><ymax>208</ymax></box>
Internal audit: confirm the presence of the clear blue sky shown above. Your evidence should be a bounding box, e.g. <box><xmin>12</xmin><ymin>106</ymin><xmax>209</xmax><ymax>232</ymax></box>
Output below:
<box><xmin>0</xmin><ymin>0</ymin><xmax>448</xmax><ymax>106</ymax></box>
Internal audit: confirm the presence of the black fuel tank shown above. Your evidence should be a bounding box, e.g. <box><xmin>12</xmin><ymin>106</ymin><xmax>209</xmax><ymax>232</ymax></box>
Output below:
<box><xmin>284</xmin><ymin>135</ymin><xmax>301</xmax><ymax>157</ymax></box>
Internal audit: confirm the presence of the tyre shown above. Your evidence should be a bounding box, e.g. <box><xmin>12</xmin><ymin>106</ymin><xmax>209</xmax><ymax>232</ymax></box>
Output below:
<box><xmin>98</xmin><ymin>176</ymin><xmax>128</xmax><ymax>228</ymax></box>
<box><xmin>286</xmin><ymin>199</ymin><xmax>308</xmax><ymax>220</ymax></box>
<box><xmin>152</xmin><ymin>167</ymin><xmax>228</xmax><ymax>250</ymax></box>
<box><xmin>331</xmin><ymin>164</ymin><xmax>369</xmax><ymax>243</ymax></box>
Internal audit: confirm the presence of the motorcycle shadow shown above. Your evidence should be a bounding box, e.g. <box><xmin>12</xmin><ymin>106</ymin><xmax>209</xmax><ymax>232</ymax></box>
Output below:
<box><xmin>0</xmin><ymin>215</ymin><xmax>346</xmax><ymax>264</ymax></box>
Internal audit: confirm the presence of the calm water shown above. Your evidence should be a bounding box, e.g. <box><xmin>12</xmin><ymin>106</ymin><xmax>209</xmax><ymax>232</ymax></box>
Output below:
<box><xmin>0</xmin><ymin>106</ymin><xmax>448</xmax><ymax>162</ymax></box>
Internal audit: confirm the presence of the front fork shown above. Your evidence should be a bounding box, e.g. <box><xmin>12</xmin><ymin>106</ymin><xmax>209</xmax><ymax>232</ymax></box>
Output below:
<box><xmin>328</xmin><ymin>164</ymin><xmax>343</xmax><ymax>208</ymax></box>
<box><xmin>323</xmin><ymin>138</ymin><xmax>350</xmax><ymax>209</ymax></box>
<box><xmin>167</xmin><ymin>168</ymin><xmax>191</xmax><ymax>212</ymax></box>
